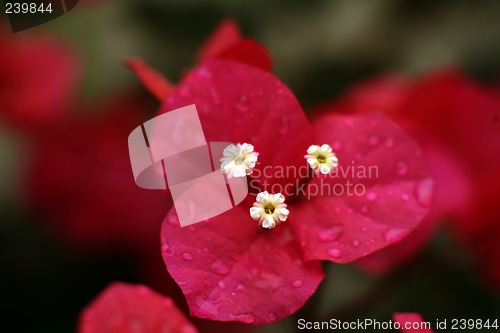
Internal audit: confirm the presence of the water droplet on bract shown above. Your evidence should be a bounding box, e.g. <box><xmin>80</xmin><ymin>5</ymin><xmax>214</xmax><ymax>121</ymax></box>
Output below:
<box><xmin>218</xmin><ymin>281</ymin><xmax>227</xmax><ymax>290</ymax></box>
<box><xmin>401</xmin><ymin>193</ymin><xmax>410</xmax><ymax>202</ymax></box>
<box><xmin>366</xmin><ymin>191</ymin><xmax>377</xmax><ymax>202</ymax></box>
<box><xmin>396</xmin><ymin>161</ymin><xmax>408</xmax><ymax>176</ymax></box>
<box><xmin>210</xmin><ymin>89</ymin><xmax>221</xmax><ymax>106</ymax></box>
<box><xmin>385</xmin><ymin>136</ymin><xmax>395</xmax><ymax>148</ymax></box>
<box><xmin>352</xmin><ymin>240</ymin><xmax>360</xmax><ymax>246</ymax></box>
<box><xmin>279</xmin><ymin>119</ymin><xmax>289</xmax><ymax>134</ymax></box>
<box><xmin>236</xmin><ymin>95</ymin><xmax>249</xmax><ymax>113</ymax></box>
<box><xmin>318</xmin><ymin>226</ymin><xmax>344</xmax><ymax>242</ymax></box>
<box><xmin>162</xmin><ymin>244</ymin><xmax>175</xmax><ymax>256</ymax></box>
<box><xmin>327</xmin><ymin>248</ymin><xmax>343</xmax><ymax>258</ymax></box>
<box><xmin>212</xmin><ymin>260</ymin><xmax>230</xmax><ymax>275</ymax></box>
<box><xmin>182</xmin><ymin>252</ymin><xmax>194</xmax><ymax>261</ymax></box>
<box><xmin>360</xmin><ymin>205</ymin><xmax>368</xmax><ymax>213</ymax></box>
<box><xmin>167</xmin><ymin>214</ymin><xmax>179</xmax><ymax>226</ymax></box>
<box><xmin>202</xmin><ymin>278</ymin><xmax>212</xmax><ymax>287</ymax></box>
<box><xmin>268</xmin><ymin>313</ymin><xmax>278</xmax><ymax>321</ymax></box>
<box><xmin>384</xmin><ymin>228</ymin><xmax>408</xmax><ymax>244</ymax></box>
<box><xmin>414</xmin><ymin>179</ymin><xmax>433</xmax><ymax>207</ymax></box>
<box><xmin>332</xmin><ymin>140</ymin><xmax>342</xmax><ymax>150</ymax></box>
<box><xmin>235</xmin><ymin>283</ymin><xmax>246</xmax><ymax>293</ymax></box>
<box><xmin>291</xmin><ymin>280</ymin><xmax>303</xmax><ymax>288</ymax></box>
<box><xmin>368</xmin><ymin>134</ymin><xmax>379</xmax><ymax>146</ymax></box>
<box><xmin>361</xmin><ymin>227</ymin><xmax>368</xmax><ymax>232</ymax></box>
<box><xmin>231</xmin><ymin>313</ymin><xmax>255</xmax><ymax>324</ymax></box>
<box><xmin>202</xmin><ymin>247</ymin><xmax>209</xmax><ymax>253</ymax></box>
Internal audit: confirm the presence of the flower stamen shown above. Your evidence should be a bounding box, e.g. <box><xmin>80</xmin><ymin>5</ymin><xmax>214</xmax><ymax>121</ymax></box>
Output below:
<box><xmin>304</xmin><ymin>144</ymin><xmax>338</xmax><ymax>175</ymax></box>
<box><xmin>220</xmin><ymin>143</ymin><xmax>259</xmax><ymax>178</ymax></box>
<box><xmin>250</xmin><ymin>191</ymin><xmax>289</xmax><ymax>229</ymax></box>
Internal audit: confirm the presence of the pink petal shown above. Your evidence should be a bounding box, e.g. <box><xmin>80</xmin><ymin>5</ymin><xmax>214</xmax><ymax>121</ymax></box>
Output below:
<box><xmin>289</xmin><ymin>112</ymin><xmax>432</xmax><ymax>263</ymax></box>
<box><xmin>357</xmin><ymin>140</ymin><xmax>471</xmax><ymax>273</ymax></box>
<box><xmin>125</xmin><ymin>58</ymin><xmax>175</xmax><ymax>101</ymax></box>
<box><xmin>393</xmin><ymin>313</ymin><xmax>434</xmax><ymax>333</ymax></box>
<box><xmin>161</xmin><ymin>59</ymin><xmax>313</xmax><ymax>190</ymax></box>
<box><xmin>161</xmin><ymin>207</ymin><xmax>324</xmax><ymax>324</ymax></box>
<box><xmin>218</xmin><ymin>38</ymin><xmax>273</xmax><ymax>72</ymax></box>
<box><xmin>79</xmin><ymin>282</ymin><xmax>197</xmax><ymax>333</ymax></box>
<box><xmin>196</xmin><ymin>19</ymin><xmax>241</xmax><ymax>62</ymax></box>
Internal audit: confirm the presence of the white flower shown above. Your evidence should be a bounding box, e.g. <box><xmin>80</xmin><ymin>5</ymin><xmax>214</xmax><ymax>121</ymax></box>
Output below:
<box><xmin>249</xmin><ymin>191</ymin><xmax>289</xmax><ymax>229</ymax></box>
<box><xmin>304</xmin><ymin>144</ymin><xmax>338</xmax><ymax>175</ymax></box>
<box><xmin>220</xmin><ymin>143</ymin><xmax>259</xmax><ymax>178</ymax></box>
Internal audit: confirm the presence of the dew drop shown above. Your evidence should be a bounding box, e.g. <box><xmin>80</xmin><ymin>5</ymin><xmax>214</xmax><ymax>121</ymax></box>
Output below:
<box><xmin>366</xmin><ymin>191</ymin><xmax>378</xmax><ymax>202</ymax></box>
<box><xmin>368</xmin><ymin>134</ymin><xmax>379</xmax><ymax>146</ymax></box>
<box><xmin>384</xmin><ymin>227</ymin><xmax>408</xmax><ymax>244</ymax></box>
<box><xmin>167</xmin><ymin>214</ymin><xmax>179</xmax><ymax>226</ymax></box>
<box><xmin>291</xmin><ymin>280</ymin><xmax>303</xmax><ymax>288</ymax></box>
<box><xmin>327</xmin><ymin>248</ymin><xmax>343</xmax><ymax>258</ymax></box>
<box><xmin>401</xmin><ymin>193</ymin><xmax>410</xmax><ymax>202</ymax></box>
<box><xmin>202</xmin><ymin>278</ymin><xmax>212</xmax><ymax>287</ymax></box>
<box><xmin>212</xmin><ymin>260</ymin><xmax>230</xmax><ymax>275</ymax></box>
<box><xmin>235</xmin><ymin>283</ymin><xmax>246</xmax><ymax>293</ymax></box>
<box><xmin>202</xmin><ymin>247</ymin><xmax>209</xmax><ymax>253</ymax></box>
<box><xmin>396</xmin><ymin>161</ymin><xmax>408</xmax><ymax>176</ymax></box>
<box><xmin>332</xmin><ymin>140</ymin><xmax>342</xmax><ymax>150</ymax></box>
<box><xmin>360</xmin><ymin>205</ymin><xmax>368</xmax><ymax>214</ymax></box>
<box><xmin>414</xmin><ymin>179</ymin><xmax>433</xmax><ymax>207</ymax></box>
<box><xmin>182</xmin><ymin>252</ymin><xmax>194</xmax><ymax>261</ymax></box>
<box><xmin>231</xmin><ymin>313</ymin><xmax>255</xmax><ymax>324</ymax></box>
<box><xmin>162</xmin><ymin>244</ymin><xmax>175</xmax><ymax>256</ymax></box>
<box><xmin>210</xmin><ymin>89</ymin><xmax>221</xmax><ymax>106</ymax></box>
<box><xmin>385</xmin><ymin>136</ymin><xmax>395</xmax><ymax>148</ymax></box>
<box><xmin>352</xmin><ymin>240</ymin><xmax>360</xmax><ymax>246</ymax></box>
<box><xmin>236</xmin><ymin>95</ymin><xmax>249</xmax><ymax>113</ymax></box>
<box><xmin>268</xmin><ymin>313</ymin><xmax>278</xmax><ymax>321</ymax></box>
<box><xmin>318</xmin><ymin>226</ymin><xmax>344</xmax><ymax>242</ymax></box>
<box><xmin>361</xmin><ymin>227</ymin><xmax>368</xmax><ymax>232</ymax></box>
<box><xmin>218</xmin><ymin>281</ymin><xmax>227</xmax><ymax>290</ymax></box>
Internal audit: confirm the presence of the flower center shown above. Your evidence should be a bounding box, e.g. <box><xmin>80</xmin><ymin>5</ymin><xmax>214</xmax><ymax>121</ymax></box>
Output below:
<box><xmin>264</xmin><ymin>204</ymin><xmax>275</xmax><ymax>214</ymax></box>
<box><xmin>220</xmin><ymin>143</ymin><xmax>259</xmax><ymax>178</ymax></box>
<box><xmin>304</xmin><ymin>144</ymin><xmax>338</xmax><ymax>175</ymax></box>
<box><xmin>249</xmin><ymin>191</ymin><xmax>289</xmax><ymax>229</ymax></box>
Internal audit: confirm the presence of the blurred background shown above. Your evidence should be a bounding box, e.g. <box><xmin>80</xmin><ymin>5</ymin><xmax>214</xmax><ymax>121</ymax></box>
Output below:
<box><xmin>1</xmin><ymin>0</ymin><xmax>499</xmax><ymax>332</ymax></box>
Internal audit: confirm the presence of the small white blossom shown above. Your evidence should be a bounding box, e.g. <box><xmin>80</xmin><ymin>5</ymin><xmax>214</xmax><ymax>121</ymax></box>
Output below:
<box><xmin>304</xmin><ymin>144</ymin><xmax>338</xmax><ymax>175</ymax></box>
<box><xmin>249</xmin><ymin>191</ymin><xmax>289</xmax><ymax>229</ymax></box>
<box><xmin>220</xmin><ymin>143</ymin><xmax>259</xmax><ymax>178</ymax></box>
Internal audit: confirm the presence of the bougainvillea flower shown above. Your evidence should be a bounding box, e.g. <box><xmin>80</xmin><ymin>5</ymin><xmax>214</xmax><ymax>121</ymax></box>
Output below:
<box><xmin>79</xmin><ymin>282</ymin><xmax>198</xmax><ymax>333</ymax></box>
<box><xmin>27</xmin><ymin>94</ymin><xmax>171</xmax><ymax>254</ymax></box>
<box><xmin>313</xmin><ymin>71</ymin><xmax>498</xmax><ymax>274</ymax></box>
<box><xmin>126</xmin><ymin>20</ymin><xmax>272</xmax><ymax>103</ymax></box>
<box><xmin>393</xmin><ymin>313</ymin><xmax>434</xmax><ymax>333</ymax></box>
<box><xmin>144</xmin><ymin>57</ymin><xmax>433</xmax><ymax>324</ymax></box>
<box><xmin>0</xmin><ymin>29</ymin><xmax>78</xmax><ymax>129</ymax></box>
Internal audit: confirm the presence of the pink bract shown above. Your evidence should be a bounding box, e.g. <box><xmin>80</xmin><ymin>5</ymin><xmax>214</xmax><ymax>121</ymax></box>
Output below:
<box><xmin>159</xmin><ymin>58</ymin><xmax>432</xmax><ymax>324</ymax></box>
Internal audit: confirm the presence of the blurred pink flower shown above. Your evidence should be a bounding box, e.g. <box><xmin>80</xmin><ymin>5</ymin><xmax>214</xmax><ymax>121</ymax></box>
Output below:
<box><xmin>79</xmin><ymin>282</ymin><xmax>197</xmax><ymax>333</ymax></box>
<box><xmin>26</xmin><ymin>94</ymin><xmax>171</xmax><ymax>254</ymax></box>
<box><xmin>393</xmin><ymin>313</ymin><xmax>434</xmax><ymax>333</ymax></box>
<box><xmin>0</xmin><ymin>29</ymin><xmax>78</xmax><ymax>130</ymax></box>
<box><xmin>315</xmin><ymin>70</ymin><xmax>500</xmax><ymax>284</ymax></box>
